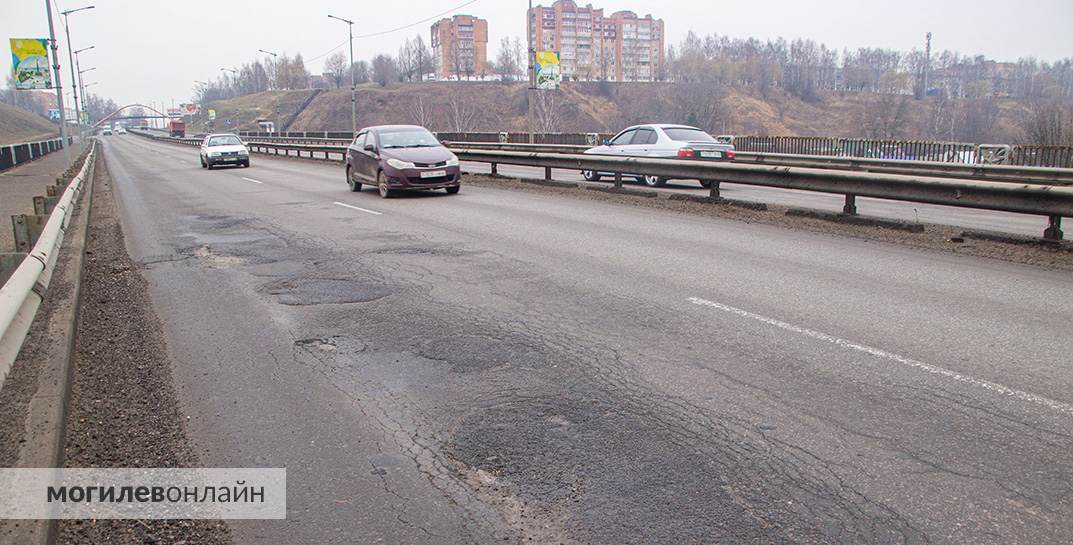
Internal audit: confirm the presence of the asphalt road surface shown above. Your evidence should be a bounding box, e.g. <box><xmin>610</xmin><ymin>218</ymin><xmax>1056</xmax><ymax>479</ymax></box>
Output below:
<box><xmin>461</xmin><ymin>162</ymin><xmax>1069</xmax><ymax>238</ymax></box>
<box><xmin>102</xmin><ymin>134</ymin><xmax>1073</xmax><ymax>544</ymax></box>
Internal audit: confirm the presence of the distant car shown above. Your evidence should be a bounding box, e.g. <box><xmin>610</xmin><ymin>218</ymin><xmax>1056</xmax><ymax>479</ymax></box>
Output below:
<box><xmin>199</xmin><ymin>133</ymin><xmax>250</xmax><ymax>169</ymax></box>
<box><xmin>345</xmin><ymin>125</ymin><xmax>461</xmax><ymax>198</ymax></box>
<box><xmin>581</xmin><ymin>124</ymin><xmax>735</xmax><ymax>188</ymax></box>
<box><xmin>100</xmin><ymin>128</ymin><xmax>112</xmax><ymax>136</ymax></box>
<box><xmin>115</xmin><ymin>126</ymin><xmax>127</xmax><ymax>135</ymax></box>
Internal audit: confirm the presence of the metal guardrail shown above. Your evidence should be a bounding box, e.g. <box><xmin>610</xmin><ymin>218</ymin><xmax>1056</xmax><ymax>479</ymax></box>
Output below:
<box><xmin>0</xmin><ymin>140</ymin><xmax>96</xmax><ymax>384</ymax></box>
<box><xmin>0</xmin><ymin>137</ymin><xmax>66</xmax><ymax>172</ymax></box>
<box><xmin>132</xmin><ymin>131</ymin><xmax>1071</xmax><ymax>240</ymax></box>
<box><xmin>440</xmin><ymin>142</ymin><xmax>1073</xmax><ymax>187</ymax></box>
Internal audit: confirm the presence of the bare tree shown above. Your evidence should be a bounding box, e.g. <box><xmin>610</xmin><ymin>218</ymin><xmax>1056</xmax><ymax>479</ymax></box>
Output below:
<box><xmin>446</xmin><ymin>91</ymin><xmax>481</xmax><ymax>131</ymax></box>
<box><xmin>494</xmin><ymin>37</ymin><xmax>520</xmax><ymax>82</ymax></box>
<box><xmin>372</xmin><ymin>55</ymin><xmax>399</xmax><ymax>87</ymax></box>
<box><xmin>323</xmin><ymin>52</ymin><xmax>348</xmax><ymax>88</ymax></box>
<box><xmin>352</xmin><ymin>60</ymin><xmax>370</xmax><ymax>84</ymax></box>
<box><xmin>409</xmin><ymin>95</ymin><xmax>437</xmax><ymax>127</ymax></box>
<box><xmin>532</xmin><ymin>90</ymin><xmax>565</xmax><ymax>132</ymax></box>
<box><xmin>1021</xmin><ymin>99</ymin><xmax>1073</xmax><ymax>145</ymax></box>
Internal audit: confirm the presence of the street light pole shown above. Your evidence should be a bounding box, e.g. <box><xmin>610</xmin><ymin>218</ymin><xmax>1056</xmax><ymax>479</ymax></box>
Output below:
<box><xmin>527</xmin><ymin>0</ymin><xmax>536</xmax><ymax>144</ymax></box>
<box><xmin>61</xmin><ymin>5</ymin><xmax>94</xmax><ymax>141</ymax></box>
<box><xmin>74</xmin><ymin>45</ymin><xmax>93</xmax><ymax>123</ymax></box>
<box><xmin>44</xmin><ymin>0</ymin><xmax>70</xmax><ymax>163</ymax></box>
<box><xmin>328</xmin><ymin>14</ymin><xmax>357</xmax><ymax>138</ymax></box>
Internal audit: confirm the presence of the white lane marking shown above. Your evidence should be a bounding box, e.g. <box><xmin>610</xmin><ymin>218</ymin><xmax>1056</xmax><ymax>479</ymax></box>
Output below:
<box><xmin>688</xmin><ymin>297</ymin><xmax>1073</xmax><ymax>416</ymax></box>
<box><xmin>333</xmin><ymin>201</ymin><xmax>383</xmax><ymax>216</ymax></box>
<box><xmin>241</xmin><ymin>177</ymin><xmax>263</xmax><ymax>184</ymax></box>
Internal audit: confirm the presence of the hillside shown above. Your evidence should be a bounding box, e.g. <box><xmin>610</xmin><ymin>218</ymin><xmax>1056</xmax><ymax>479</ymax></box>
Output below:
<box><xmin>197</xmin><ymin>83</ymin><xmax>1036</xmax><ymax>144</ymax></box>
<box><xmin>0</xmin><ymin>102</ymin><xmax>59</xmax><ymax>145</ymax></box>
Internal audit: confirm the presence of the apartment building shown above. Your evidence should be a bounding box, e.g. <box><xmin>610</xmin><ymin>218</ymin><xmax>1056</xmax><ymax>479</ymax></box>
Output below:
<box><xmin>431</xmin><ymin>15</ymin><xmax>490</xmax><ymax>79</ymax></box>
<box><xmin>528</xmin><ymin>0</ymin><xmax>665</xmax><ymax>82</ymax></box>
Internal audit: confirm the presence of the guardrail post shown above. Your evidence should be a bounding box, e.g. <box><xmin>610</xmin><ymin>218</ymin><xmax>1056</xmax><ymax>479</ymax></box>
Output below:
<box><xmin>709</xmin><ymin>181</ymin><xmax>721</xmax><ymax>199</ymax></box>
<box><xmin>545</xmin><ymin>167</ymin><xmax>552</xmax><ymax>181</ymax></box>
<box><xmin>11</xmin><ymin>214</ymin><xmax>49</xmax><ymax>253</ymax></box>
<box><xmin>843</xmin><ymin>194</ymin><xmax>858</xmax><ymax>215</ymax></box>
<box><xmin>1044</xmin><ymin>215</ymin><xmax>1064</xmax><ymax>241</ymax></box>
<box><xmin>0</xmin><ymin>253</ymin><xmax>28</xmax><ymax>286</ymax></box>
<box><xmin>614</xmin><ymin>172</ymin><xmax>622</xmax><ymax>189</ymax></box>
<box><xmin>33</xmin><ymin>195</ymin><xmax>60</xmax><ymax>215</ymax></box>
<box><xmin>491</xmin><ymin>162</ymin><xmax>498</xmax><ymax>176</ymax></box>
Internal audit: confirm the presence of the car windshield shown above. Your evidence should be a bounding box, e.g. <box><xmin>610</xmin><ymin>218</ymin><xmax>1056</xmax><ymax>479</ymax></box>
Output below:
<box><xmin>207</xmin><ymin>136</ymin><xmax>242</xmax><ymax>146</ymax></box>
<box><xmin>663</xmin><ymin>128</ymin><xmax>716</xmax><ymax>142</ymax></box>
<box><xmin>379</xmin><ymin>129</ymin><xmax>441</xmax><ymax>149</ymax></box>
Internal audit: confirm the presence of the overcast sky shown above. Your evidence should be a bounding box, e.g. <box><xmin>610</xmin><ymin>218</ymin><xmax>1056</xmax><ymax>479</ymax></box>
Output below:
<box><xmin>3</xmin><ymin>0</ymin><xmax>1072</xmax><ymax>108</ymax></box>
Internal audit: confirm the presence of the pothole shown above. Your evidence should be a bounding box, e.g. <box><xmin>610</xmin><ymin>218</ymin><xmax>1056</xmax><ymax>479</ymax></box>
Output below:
<box><xmin>263</xmin><ymin>278</ymin><xmax>390</xmax><ymax>306</ymax></box>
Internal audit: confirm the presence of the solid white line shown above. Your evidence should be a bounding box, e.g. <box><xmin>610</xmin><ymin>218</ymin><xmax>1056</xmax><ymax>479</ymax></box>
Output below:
<box><xmin>688</xmin><ymin>297</ymin><xmax>1073</xmax><ymax>416</ymax></box>
<box><xmin>333</xmin><ymin>201</ymin><xmax>383</xmax><ymax>216</ymax></box>
<box><xmin>241</xmin><ymin>177</ymin><xmax>263</xmax><ymax>184</ymax></box>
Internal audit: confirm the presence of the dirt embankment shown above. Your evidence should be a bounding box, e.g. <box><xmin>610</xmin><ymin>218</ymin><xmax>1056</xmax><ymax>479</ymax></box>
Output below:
<box><xmin>0</xmin><ymin>102</ymin><xmax>59</xmax><ymax>145</ymax></box>
<box><xmin>198</xmin><ymin>82</ymin><xmax>1034</xmax><ymax>143</ymax></box>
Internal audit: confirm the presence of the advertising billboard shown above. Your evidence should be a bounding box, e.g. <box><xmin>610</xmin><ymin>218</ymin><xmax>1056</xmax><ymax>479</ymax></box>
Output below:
<box><xmin>180</xmin><ymin>103</ymin><xmax>200</xmax><ymax>116</ymax></box>
<box><xmin>10</xmin><ymin>38</ymin><xmax>52</xmax><ymax>90</ymax></box>
<box><xmin>207</xmin><ymin>109</ymin><xmax>216</xmax><ymax>120</ymax></box>
<box><xmin>535</xmin><ymin>51</ymin><xmax>561</xmax><ymax>90</ymax></box>
<box><xmin>166</xmin><ymin>108</ymin><xmax>183</xmax><ymax>118</ymax></box>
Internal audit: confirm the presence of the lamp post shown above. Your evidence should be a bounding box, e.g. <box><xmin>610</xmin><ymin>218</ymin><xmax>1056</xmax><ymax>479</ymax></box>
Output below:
<box><xmin>61</xmin><ymin>5</ymin><xmax>94</xmax><ymax>141</ymax></box>
<box><xmin>74</xmin><ymin>46</ymin><xmax>93</xmax><ymax>122</ymax></box>
<box><xmin>328</xmin><ymin>14</ymin><xmax>357</xmax><ymax>137</ymax></box>
<box><xmin>44</xmin><ymin>0</ymin><xmax>70</xmax><ymax>163</ymax></box>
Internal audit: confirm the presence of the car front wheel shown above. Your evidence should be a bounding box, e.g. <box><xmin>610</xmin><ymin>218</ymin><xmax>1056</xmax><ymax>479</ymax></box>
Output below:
<box><xmin>582</xmin><ymin>170</ymin><xmax>601</xmax><ymax>181</ymax></box>
<box><xmin>445</xmin><ymin>185</ymin><xmax>460</xmax><ymax>195</ymax></box>
<box><xmin>377</xmin><ymin>172</ymin><xmax>394</xmax><ymax>199</ymax></box>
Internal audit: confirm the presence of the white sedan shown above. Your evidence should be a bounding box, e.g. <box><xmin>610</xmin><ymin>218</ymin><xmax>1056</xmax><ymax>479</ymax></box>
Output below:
<box><xmin>581</xmin><ymin>124</ymin><xmax>735</xmax><ymax>188</ymax></box>
<box><xmin>200</xmin><ymin>134</ymin><xmax>250</xmax><ymax>170</ymax></box>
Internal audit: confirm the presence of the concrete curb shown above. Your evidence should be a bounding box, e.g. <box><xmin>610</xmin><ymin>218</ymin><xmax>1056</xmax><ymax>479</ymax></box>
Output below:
<box><xmin>785</xmin><ymin>207</ymin><xmax>926</xmax><ymax>233</ymax></box>
<box><xmin>960</xmin><ymin>229</ymin><xmax>1073</xmax><ymax>251</ymax></box>
<box><xmin>0</xmin><ymin>154</ymin><xmax>95</xmax><ymax>545</ymax></box>
<box><xmin>585</xmin><ymin>185</ymin><xmax>660</xmax><ymax>198</ymax></box>
<box><xmin>667</xmin><ymin>193</ymin><xmax>769</xmax><ymax>210</ymax></box>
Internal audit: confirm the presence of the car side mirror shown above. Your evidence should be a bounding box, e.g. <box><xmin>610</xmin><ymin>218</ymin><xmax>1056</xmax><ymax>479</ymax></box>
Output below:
<box><xmin>363</xmin><ymin>144</ymin><xmax>376</xmax><ymax>153</ymax></box>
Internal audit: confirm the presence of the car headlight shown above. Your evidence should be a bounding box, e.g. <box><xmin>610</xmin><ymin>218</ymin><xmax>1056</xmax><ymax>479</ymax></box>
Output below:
<box><xmin>446</xmin><ymin>155</ymin><xmax>459</xmax><ymax>167</ymax></box>
<box><xmin>386</xmin><ymin>158</ymin><xmax>416</xmax><ymax>169</ymax></box>
<box><xmin>209</xmin><ymin>151</ymin><xmax>222</xmax><ymax>157</ymax></box>
<box><xmin>239</xmin><ymin>149</ymin><xmax>249</xmax><ymax>156</ymax></box>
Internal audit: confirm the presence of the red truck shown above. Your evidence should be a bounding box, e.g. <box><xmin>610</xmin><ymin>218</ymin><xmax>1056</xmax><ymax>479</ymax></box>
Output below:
<box><xmin>169</xmin><ymin>119</ymin><xmax>186</xmax><ymax>138</ymax></box>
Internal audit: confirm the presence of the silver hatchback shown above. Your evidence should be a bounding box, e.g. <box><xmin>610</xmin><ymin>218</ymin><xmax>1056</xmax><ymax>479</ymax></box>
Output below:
<box><xmin>582</xmin><ymin>124</ymin><xmax>735</xmax><ymax>187</ymax></box>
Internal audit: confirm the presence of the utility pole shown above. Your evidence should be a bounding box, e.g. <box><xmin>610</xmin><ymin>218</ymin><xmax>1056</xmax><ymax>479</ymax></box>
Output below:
<box><xmin>527</xmin><ymin>0</ymin><xmax>536</xmax><ymax>144</ymax></box>
<box><xmin>923</xmin><ymin>32</ymin><xmax>932</xmax><ymax>99</ymax></box>
<box><xmin>328</xmin><ymin>15</ymin><xmax>357</xmax><ymax>138</ymax></box>
<box><xmin>75</xmin><ymin>46</ymin><xmax>93</xmax><ymax>125</ymax></box>
<box><xmin>45</xmin><ymin>0</ymin><xmax>71</xmax><ymax>163</ymax></box>
<box><xmin>61</xmin><ymin>5</ymin><xmax>94</xmax><ymax>142</ymax></box>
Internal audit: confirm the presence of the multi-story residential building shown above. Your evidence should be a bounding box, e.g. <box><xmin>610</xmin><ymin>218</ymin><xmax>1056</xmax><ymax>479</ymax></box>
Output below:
<box><xmin>528</xmin><ymin>0</ymin><xmax>664</xmax><ymax>82</ymax></box>
<box><xmin>431</xmin><ymin>15</ymin><xmax>489</xmax><ymax>80</ymax></box>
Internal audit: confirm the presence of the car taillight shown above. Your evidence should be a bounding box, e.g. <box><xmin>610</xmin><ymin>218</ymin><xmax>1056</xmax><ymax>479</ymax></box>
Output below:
<box><xmin>677</xmin><ymin>148</ymin><xmax>696</xmax><ymax>158</ymax></box>
<box><xmin>726</xmin><ymin>151</ymin><xmax>735</xmax><ymax>160</ymax></box>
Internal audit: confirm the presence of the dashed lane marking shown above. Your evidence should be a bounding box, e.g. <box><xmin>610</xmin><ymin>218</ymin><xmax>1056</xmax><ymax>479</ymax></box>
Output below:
<box><xmin>333</xmin><ymin>201</ymin><xmax>383</xmax><ymax>216</ymax></box>
<box><xmin>688</xmin><ymin>296</ymin><xmax>1073</xmax><ymax>416</ymax></box>
<box><xmin>241</xmin><ymin>177</ymin><xmax>264</xmax><ymax>184</ymax></box>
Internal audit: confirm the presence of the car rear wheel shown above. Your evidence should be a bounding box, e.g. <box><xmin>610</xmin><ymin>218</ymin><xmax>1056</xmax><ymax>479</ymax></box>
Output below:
<box><xmin>582</xmin><ymin>170</ymin><xmax>601</xmax><ymax>181</ymax></box>
<box><xmin>445</xmin><ymin>185</ymin><xmax>460</xmax><ymax>195</ymax></box>
<box><xmin>643</xmin><ymin>175</ymin><xmax>665</xmax><ymax>187</ymax></box>
<box><xmin>347</xmin><ymin>167</ymin><xmax>362</xmax><ymax>192</ymax></box>
<box><xmin>200</xmin><ymin>157</ymin><xmax>206</xmax><ymax>168</ymax></box>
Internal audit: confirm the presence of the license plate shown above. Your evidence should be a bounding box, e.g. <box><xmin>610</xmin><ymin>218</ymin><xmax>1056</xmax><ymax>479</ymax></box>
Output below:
<box><xmin>420</xmin><ymin>170</ymin><xmax>447</xmax><ymax>178</ymax></box>
<box><xmin>700</xmin><ymin>151</ymin><xmax>722</xmax><ymax>158</ymax></box>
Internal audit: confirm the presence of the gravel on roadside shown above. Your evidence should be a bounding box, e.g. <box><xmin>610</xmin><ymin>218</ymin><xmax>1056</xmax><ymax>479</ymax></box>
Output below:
<box><xmin>57</xmin><ymin>156</ymin><xmax>232</xmax><ymax>544</ymax></box>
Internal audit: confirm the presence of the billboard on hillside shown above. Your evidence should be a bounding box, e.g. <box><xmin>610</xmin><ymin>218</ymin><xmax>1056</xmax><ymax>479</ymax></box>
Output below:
<box><xmin>208</xmin><ymin>109</ymin><xmax>216</xmax><ymax>120</ymax></box>
<box><xmin>10</xmin><ymin>38</ymin><xmax>52</xmax><ymax>90</ymax></box>
<box><xmin>180</xmin><ymin>103</ymin><xmax>200</xmax><ymax>116</ymax></box>
<box><xmin>535</xmin><ymin>51</ymin><xmax>561</xmax><ymax>90</ymax></box>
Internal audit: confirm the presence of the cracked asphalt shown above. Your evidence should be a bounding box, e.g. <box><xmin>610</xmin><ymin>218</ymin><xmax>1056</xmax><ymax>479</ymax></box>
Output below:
<box><xmin>98</xmin><ymin>134</ymin><xmax>1073</xmax><ymax>544</ymax></box>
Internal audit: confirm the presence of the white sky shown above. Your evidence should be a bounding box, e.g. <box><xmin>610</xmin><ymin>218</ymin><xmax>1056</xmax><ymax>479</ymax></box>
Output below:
<box><xmin>2</xmin><ymin>0</ymin><xmax>1071</xmax><ymax>108</ymax></box>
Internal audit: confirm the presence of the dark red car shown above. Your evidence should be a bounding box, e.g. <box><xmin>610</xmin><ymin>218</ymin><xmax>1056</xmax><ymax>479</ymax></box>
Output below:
<box><xmin>345</xmin><ymin>125</ymin><xmax>462</xmax><ymax>198</ymax></box>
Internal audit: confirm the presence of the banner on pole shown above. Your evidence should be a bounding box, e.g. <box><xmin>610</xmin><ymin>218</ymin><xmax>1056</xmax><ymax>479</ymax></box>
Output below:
<box><xmin>535</xmin><ymin>51</ymin><xmax>561</xmax><ymax>90</ymax></box>
<box><xmin>10</xmin><ymin>38</ymin><xmax>52</xmax><ymax>90</ymax></box>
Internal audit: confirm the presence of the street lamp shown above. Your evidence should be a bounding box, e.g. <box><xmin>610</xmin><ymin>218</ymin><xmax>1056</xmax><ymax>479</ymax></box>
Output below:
<box><xmin>61</xmin><ymin>5</ymin><xmax>94</xmax><ymax>140</ymax></box>
<box><xmin>328</xmin><ymin>14</ymin><xmax>357</xmax><ymax>137</ymax></box>
<box><xmin>74</xmin><ymin>46</ymin><xmax>94</xmax><ymax>121</ymax></box>
<box><xmin>258</xmin><ymin>49</ymin><xmax>278</xmax><ymax>57</ymax></box>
